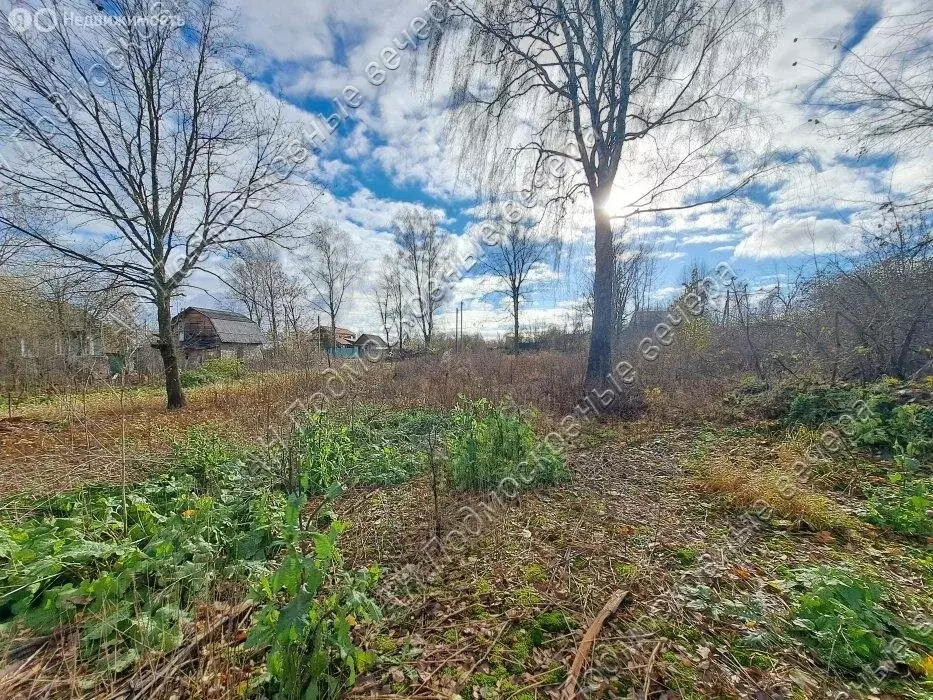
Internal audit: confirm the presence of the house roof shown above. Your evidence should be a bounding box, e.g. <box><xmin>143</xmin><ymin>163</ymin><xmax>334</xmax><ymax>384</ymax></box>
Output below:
<box><xmin>355</xmin><ymin>333</ymin><xmax>388</xmax><ymax>348</ymax></box>
<box><xmin>174</xmin><ymin>307</ymin><xmax>264</xmax><ymax>346</ymax></box>
<box><xmin>309</xmin><ymin>325</ymin><xmax>354</xmax><ymax>336</ymax></box>
<box><xmin>186</xmin><ymin>307</ymin><xmax>256</xmax><ymax>323</ymax></box>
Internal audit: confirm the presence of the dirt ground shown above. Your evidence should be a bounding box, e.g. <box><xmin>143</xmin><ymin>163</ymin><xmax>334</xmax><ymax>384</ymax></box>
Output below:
<box><xmin>330</xmin><ymin>424</ymin><xmax>930</xmax><ymax>699</ymax></box>
<box><xmin>1</xmin><ymin>374</ymin><xmax>930</xmax><ymax>699</ymax></box>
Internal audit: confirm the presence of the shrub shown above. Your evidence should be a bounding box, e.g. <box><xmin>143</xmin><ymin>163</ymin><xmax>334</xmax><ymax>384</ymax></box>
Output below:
<box><xmin>201</xmin><ymin>356</ymin><xmax>245</xmax><ymax>379</ymax></box>
<box><xmin>180</xmin><ymin>357</ymin><xmax>245</xmax><ymax>388</ymax></box>
<box><xmin>865</xmin><ymin>475</ymin><xmax>932</xmax><ymax>537</ymax></box>
<box><xmin>785</xmin><ymin>386</ymin><xmax>862</xmax><ymax>427</ymax></box>
<box><xmin>446</xmin><ymin>399</ymin><xmax>568</xmax><ymax>490</ymax></box>
<box><xmin>786</xmin><ymin>566</ymin><xmax>932</xmax><ymax>677</ymax></box>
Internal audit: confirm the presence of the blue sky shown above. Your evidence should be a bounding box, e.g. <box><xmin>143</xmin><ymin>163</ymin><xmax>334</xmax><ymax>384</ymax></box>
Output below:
<box><xmin>175</xmin><ymin>0</ymin><xmax>931</xmax><ymax>338</ymax></box>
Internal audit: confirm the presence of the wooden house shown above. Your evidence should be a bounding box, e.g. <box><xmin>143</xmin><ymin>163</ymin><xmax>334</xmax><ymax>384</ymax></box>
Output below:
<box><xmin>172</xmin><ymin>307</ymin><xmax>264</xmax><ymax>365</ymax></box>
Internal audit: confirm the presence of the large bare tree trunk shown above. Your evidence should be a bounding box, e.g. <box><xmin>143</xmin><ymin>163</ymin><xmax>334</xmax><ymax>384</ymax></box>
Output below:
<box><xmin>155</xmin><ymin>293</ymin><xmax>186</xmax><ymax>410</ymax></box>
<box><xmin>586</xmin><ymin>205</ymin><xmax>615</xmax><ymax>387</ymax></box>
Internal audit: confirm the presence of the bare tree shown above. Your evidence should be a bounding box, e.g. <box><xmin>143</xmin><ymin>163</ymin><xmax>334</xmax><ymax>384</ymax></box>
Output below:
<box><xmin>426</xmin><ymin>0</ymin><xmax>778</xmax><ymax>389</ymax></box>
<box><xmin>0</xmin><ymin>227</ymin><xmax>28</xmax><ymax>270</ymax></box>
<box><xmin>613</xmin><ymin>234</ymin><xmax>656</xmax><ymax>339</ymax></box>
<box><xmin>280</xmin><ymin>275</ymin><xmax>309</xmax><ymax>343</ymax></box>
<box><xmin>822</xmin><ymin>7</ymin><xmax>933</xmax><ymax>161</ymax></box>
<box><xmin>224</xmin><ymin>243</ymin><xmax>272</xmax><ymax>328</ymax></box>
<box><xmin>387</xmin><ymin>253</ymin><xmax>407</xmax><ymax>349</ymax></box>
<box><xmin>392</xmin><ymin>208</ymin><xmax>449</xmax><ymax>348</ymax></box>
<box><xmin>0</xmin><ymin>0</ymin><xmax>315</xmax><ymax>408</ymax></box>
<box><xmin>304</xmin><ymin>223</ymin><xmax>358</xmax><ymax>363</ymax></box>
<box><xmin>0</xmin><ymin>193</ymin><xmax>32</xmax><ymax>270</ymax></box>
<box><xmin>478</xmin><ymin>221</ymin><xmax>553</xmax><ymax>353</ymax></box>
<box><xmin>222</xmin><ymin>241</ymin><xmax>308</xmax><ymax>354</ymax></box>
<box><xmin>372</xmin><ymin>254</ymin><xmax>402</xmax><ymax>348</ymax></box>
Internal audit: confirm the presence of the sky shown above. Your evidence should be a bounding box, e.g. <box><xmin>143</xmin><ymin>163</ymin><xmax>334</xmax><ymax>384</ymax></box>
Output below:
<box><xmin>12</xmin><ymin>0</ymin><xmax>930</xmax><ymax>340</ymax></box>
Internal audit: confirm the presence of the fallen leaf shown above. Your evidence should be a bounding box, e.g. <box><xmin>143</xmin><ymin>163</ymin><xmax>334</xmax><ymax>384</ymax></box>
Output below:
<box><xmin>918</xmin><ymin>655</ymin><xmax>933</xmax><ymax>678</ymax></box>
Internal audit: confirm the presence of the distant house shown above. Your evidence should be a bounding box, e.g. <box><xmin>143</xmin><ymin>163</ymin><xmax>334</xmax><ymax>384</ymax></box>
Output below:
<box><xmin>173</xmin><ymin>307</ymin><xmax>264</xmax><ymax>365</ymax></box>
<box><xmin>306</xmin><ymin>326</ymin><xmax>389</xmax><ymax>358</ymax></box>
<box><xmin>3</xmin><ymin>289</ymin><xmax>144</xmax><ymax>379</ymax></box>
<box><xmin>354</xmin><ymin>333</ymin><xmax>388</xmax><ymax>357</ymax></box>
<box><xmin>309</xmin><ymin>325</ymin><xmax>355</xmax><ymax>352</ymax></box>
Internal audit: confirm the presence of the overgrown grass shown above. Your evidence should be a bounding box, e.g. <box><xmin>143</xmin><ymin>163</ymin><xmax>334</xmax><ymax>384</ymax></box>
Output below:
<box><xmin>446</xmin><ymin>398</ymin><xmax>568</xmax><ymax>490</ymax></box>
<box><xmin>180</xmin><ymin>357</ymin><xmax>246</xmax><ymax>388</ymax></box>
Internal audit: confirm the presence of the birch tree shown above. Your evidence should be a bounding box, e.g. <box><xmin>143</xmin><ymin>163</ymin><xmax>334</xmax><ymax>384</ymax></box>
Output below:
<box><xmin>426</xmin><ymin>0</ymin><xmax>778</xmax><ymax>389</ymax></box>
<box><xmin>373</xmin><ymin>253</ymin><xmax>405</xmax><ymax>347</ymax></box>
<box><xmin>392</xmin><ymin>207</ymin><xmax>449</xmax><ymax>348</ymax></box>
<box><xmin>478</xmin><ymin>221</ymin><xmax>553</xmax><ymax>353</ymax></box>
<box><xmin>304</xmin><ymin>223</ymin><xmax>358</xmax><ymax>362</ymax></box>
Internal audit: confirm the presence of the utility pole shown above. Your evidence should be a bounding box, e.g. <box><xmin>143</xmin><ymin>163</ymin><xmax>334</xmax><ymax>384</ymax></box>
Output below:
<box><xmin>459</xmin><ymin>300</ymin><xmax>464</xmax><ymax>352</ymax></box>
<box><xmin>317</xmin><ymin>313</ymin><xmax>322</xmax><ymax>356</ymax></box>
<box><xmin>454</xmin><ymin>306</ymin><xmax>459</xmax><ymax>353</ymax></box>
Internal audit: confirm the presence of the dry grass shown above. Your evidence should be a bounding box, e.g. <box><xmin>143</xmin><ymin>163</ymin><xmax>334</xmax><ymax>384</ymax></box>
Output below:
<box><xmin>0</xmin><ymin>353</ymin><xmax>588</xmax><ymax>498</ymax></box>
<box><xmin>691</xmin><ymin>443</ymin><xmax>866</xmax><ymax>536</ymax></box>
<box><xmin>1</xmin><ymin>349</ymin><xmax>755</xmax><ymax>499</ymax></box>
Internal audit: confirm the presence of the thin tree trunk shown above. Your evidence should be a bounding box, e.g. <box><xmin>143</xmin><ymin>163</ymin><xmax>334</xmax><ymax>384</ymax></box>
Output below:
<box><xmin>513</xmin><ymin>290</ymin><xmax>520</xmax><ymax>355</ymax></box>
<box><xmin>269</xmin><ymin>299</ymin><xmax>278</xmax><ymax>357</ymax></box>
<box><xmin>585</xmin><ymin>204</ymin><xmax>615</xmax><ymax>387</ymax></box>
<box><xmin>155</xmin><ymin>292</ymin><xmax>186</xmax><ymax>410</ymax></box>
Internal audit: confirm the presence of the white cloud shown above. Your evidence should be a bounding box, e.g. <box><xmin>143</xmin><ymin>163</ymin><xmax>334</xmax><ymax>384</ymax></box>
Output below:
<box><xmin>733</xmin><ymin>217</ymin><xmax>862</xmax><ymax>259</ymax></box>
<box><xmin>682</xmin><ymin>233</ymin><xmax>739</xmax><ymax>245</ymax></box>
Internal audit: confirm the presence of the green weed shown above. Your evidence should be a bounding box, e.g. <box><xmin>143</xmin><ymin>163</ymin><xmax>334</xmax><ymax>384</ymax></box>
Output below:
<box><xmin>446</xmin><ymin>399</ymin><xmax>568</xmax><ymax>490</ymax></box>
<box><xmin>785</xmin><ymin>566</ymin><xmax>932</xmax><ymax>677</ymax></box>
<box><xmin>246</xmin><ymin>493</ymin><xmax>380</xmax><ymax>699</ymax></box>
<box><xmin>0</xmin><ymin>434</ymin><xmax>283</xmax><ymax>672</ymax></box>
<box><xmin>865</xmin><ymin>475</ymin><xmax>932</xmax><ymax>537</ymax></box>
